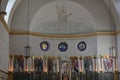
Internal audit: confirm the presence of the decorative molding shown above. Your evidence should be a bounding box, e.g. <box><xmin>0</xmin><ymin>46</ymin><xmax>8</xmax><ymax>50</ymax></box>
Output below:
<box><xmin>10</xmin><ymin>31</ymin><xmax>28</xmax><ymax>35</ymax></box>
<box><xmin>0</xmin><ymin>69</ymin><xmax>8</xmax><ymax>74</ymax></box>
<box><xmin>96</xmin><ymin>32</ymin><xmax>116</xmax><ymax>35</ymax></box>
<box><xmin>0</xmin><ymin>15</ymin><xmax>10</xmax><ymax>33</ymax></box>
<box><xmin>0</xmin><ymin>15</ymin><xmax>119</xmax><ymax>38</ymax></box>
<box><xmin>10</xmin><ymin>31</ymin><xmax>116</xmax><ymax>38</ymax></box>
<box><xmin>0</xmin><ymin>12</ymin><xmax>7</xmax><ymax>15</ymax></box>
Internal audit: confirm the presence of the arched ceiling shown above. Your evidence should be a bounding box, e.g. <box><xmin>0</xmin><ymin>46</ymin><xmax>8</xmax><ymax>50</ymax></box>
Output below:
<box><xmin>1</xmin><ymin>0</ymin><xmax>120</xmax><ymax>35</ymax></box>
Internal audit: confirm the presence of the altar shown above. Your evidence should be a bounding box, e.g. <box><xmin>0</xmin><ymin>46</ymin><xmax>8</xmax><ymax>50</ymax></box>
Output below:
<box><xmin>8</xmin><ymin>55</ymin><xmax>119</xmax><ymax>80</ymax></box>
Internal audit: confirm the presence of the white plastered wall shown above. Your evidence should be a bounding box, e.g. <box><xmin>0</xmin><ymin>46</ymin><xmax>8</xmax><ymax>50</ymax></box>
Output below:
<box><xmin>0</xmin><ymin>21</ymin><xmax>9</xmax><ymax>72</ymax></box>
<box><xmin>117</xmin><ymin>34</ymin><xmax>120</xmax><ymax>72</ymax></box>
<box><xmin>10</xmin><ymin>35</ymin><xmax>98</xmax><ymax>57</ymax></box>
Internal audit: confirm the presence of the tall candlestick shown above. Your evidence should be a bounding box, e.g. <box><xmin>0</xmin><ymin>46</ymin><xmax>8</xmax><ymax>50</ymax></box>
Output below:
<box><xmin>9</xmin><ymin>55</ymin><xmax>14</xmax><ymax>72</ymax></box>
<box><xmin>110</xmin><ymin>47</ymin><xmax>117</xmax><ymax>57</ymax></box>
<box><xmin>57</xmin><ymin>56</ymin><xmax>60</xmax><ymax>72</ymax></box>
<box><xmin>99</xmin><ymin>55</ymin><xmax>103</xmax><ymax>72</ymax></box>
<box><xmin>43</xmin><ymin>55</ymin><xmax>47</xmax><ymax>72</ymax></box>
<box><xmin>79</xmin><ymin>56</ymin><xmax>83</xmax><ymax>72</ymax></box>
<box><xmin>31</xmin><ymin>55</ymin><xmax>35</xmax><ymax>72</ymax></box>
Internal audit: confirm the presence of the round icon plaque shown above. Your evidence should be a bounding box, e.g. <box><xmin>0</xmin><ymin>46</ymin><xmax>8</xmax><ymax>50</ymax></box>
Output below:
<box><xmin>77</xmin><ymin>41</ymin><xmax>86</xmax><ymax>51</ymax></box>
<box><xmin>40</xmin><ymin>41</ymin><xmax>49</xmax><ymax>51</ymax></box>
<box><xmin>58</xmin><ymin>42</ymin><xmax>68</xmax><ymax>52</ymax></box>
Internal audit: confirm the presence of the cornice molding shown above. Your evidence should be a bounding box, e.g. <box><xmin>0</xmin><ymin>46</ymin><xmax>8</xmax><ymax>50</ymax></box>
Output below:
<box><xmin>10</xmin><ymin>31</ymin><xmax>116</xmax><ymax>38</ymax></box>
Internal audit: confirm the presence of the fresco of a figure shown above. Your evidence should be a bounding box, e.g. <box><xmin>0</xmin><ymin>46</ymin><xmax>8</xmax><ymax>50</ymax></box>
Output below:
<box><xmin>56</xmin><ymin>5</ymin><xmax>72</xmax><ymax>28</ymax></box>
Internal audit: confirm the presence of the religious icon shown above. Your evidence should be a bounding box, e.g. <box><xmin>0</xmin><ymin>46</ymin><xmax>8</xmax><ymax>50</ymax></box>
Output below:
<box><xmin>58</xmin><ymin>42</ymin><xmax>68</xmax><ymax>52</ymax></box>
<box><xmin>77</xmin><ymin>41</ymin><xmax>87</xmax><ymax>51</ymax></box>
<box><xmin>40</xmin><ymin>41</ymin><xmax>49</xmax><ymax>51</ymax></box>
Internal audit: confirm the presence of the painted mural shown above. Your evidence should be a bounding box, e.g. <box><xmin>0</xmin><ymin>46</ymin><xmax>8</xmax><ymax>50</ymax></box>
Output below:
<box><xmin>30</xmin><ymin>1</ymin><xmax>96</xmax><ymax>34</ymax></box>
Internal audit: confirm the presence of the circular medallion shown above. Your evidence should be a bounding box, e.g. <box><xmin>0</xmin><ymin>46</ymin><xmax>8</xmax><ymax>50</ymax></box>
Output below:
<box><xmin>77</xmin><ymin>41</ymin><xmax>86</xmax><ymax>51</ymax></box>
<box><xmin>40</xmin><ymin>41</ymin><xmax>49</xmax><ymax>51</ymax></box>
<box><xmin>58</xmin><ymin>42</ymin><xmax>68</xmax><ymax>52</ymax></box>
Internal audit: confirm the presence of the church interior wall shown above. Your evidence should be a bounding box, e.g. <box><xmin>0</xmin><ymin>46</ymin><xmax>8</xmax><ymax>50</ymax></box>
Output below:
<box><xmin>1</xmin><ymin>0</ymin><xmax>120</xmax><ymax>78</ymax></box>
<box><xmin>9</xmin><ymin>35</ymin><xmax>98</xmax><ymax>57</ymax></box>
<box><xmin>117</xmin><ymin>34</ymin><xmax>120</xmax><ymax>72</ymax></box>
<box><xmin>97</xmin><ymin>35</ymin><xmax>116</xmax><ymax>72</ymax></box>
<box><xmin>9</xmin><ymin>34</ymin><xmax>118</xmax><ymax>72</ymax></box>
<box><xmin>0</xmin><ymin>21</ymin><xmax>9</xmax><ymax>76</ymax></box>
<box><xmin>10</xmin><ymin>0</ymin><xmax>112</xmax><ymax>32</ymax></box>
